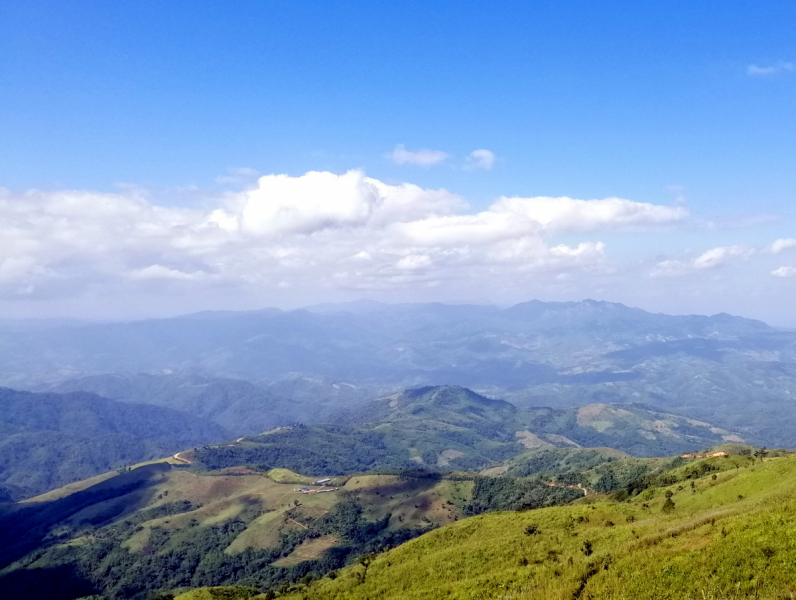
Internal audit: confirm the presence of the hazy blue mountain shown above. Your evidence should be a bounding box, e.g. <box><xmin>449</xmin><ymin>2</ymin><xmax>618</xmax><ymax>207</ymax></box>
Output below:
<box><xmin>51</xmin><ymin>373</ymin><xmax>300</xmax><ymax>435</ymax></box>
<box><xmin>1</xmin><ymin>299</ymin><xmax>794</xmax><ymax>445</ymax></box>
<box><xmin>50</xmin><ymin>372</ymin><xmax>388</xmax><ymax>434</ymax></box>
<box><xmin>0</xmin><ymin>388</ymin><xmax>227</xmax><ymax>501</ymax></box>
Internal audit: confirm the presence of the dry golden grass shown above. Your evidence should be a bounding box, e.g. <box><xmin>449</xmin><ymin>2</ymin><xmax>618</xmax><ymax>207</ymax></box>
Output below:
<box><xmin>272</xmin><ymin>535</ymin><xmax>340</xmax><ymax>567</ymax></box>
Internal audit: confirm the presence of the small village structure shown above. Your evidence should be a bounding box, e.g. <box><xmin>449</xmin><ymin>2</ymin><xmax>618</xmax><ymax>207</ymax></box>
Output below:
<box><xmin>294</xmin><ymin>478</ymin><xmax>339</xmax><ymax>494</ymax></box>
<box><xmin>680</xmin><ymin>451</ymin><xmax>729</xmax><ymax>459</ymax></box>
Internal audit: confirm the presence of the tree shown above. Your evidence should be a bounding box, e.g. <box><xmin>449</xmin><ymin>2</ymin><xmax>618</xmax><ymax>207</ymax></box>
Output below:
<box><xmin>595</xmin><ymin>473</ymin><xmax>618</xmax><ymax>493</ymax></box>
<box><xmin>754</xmin><ymin>447</ymin><xmax>768</xmax><ymax>463</ymax></box>
<box><xmin>662</xmin><ymin>497</ymin><xmax>676</xmax><ymax>513</ymax></box>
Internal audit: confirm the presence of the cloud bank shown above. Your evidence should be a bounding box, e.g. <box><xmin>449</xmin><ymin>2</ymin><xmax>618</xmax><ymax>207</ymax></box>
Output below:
<box><xmin>0</xmin><ymin>171</ymin><xmax>688</xmax><ymax>307</ymax></box>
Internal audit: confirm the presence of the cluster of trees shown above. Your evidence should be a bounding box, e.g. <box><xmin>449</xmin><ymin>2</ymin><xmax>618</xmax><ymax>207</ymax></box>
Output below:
<box><xmin>506</xmin><ymin>448</ymin><xmax>620</xmax><ymax>479</ymax></box>
<box><xmin>193</xmin><ymin>425</ymin><xmax>411</xmax><ymax>476</ymax></box>
<box><xmin>464</xmin><ymin>477</ymin><xmax>583</xmax><ymax>515</ymax></box>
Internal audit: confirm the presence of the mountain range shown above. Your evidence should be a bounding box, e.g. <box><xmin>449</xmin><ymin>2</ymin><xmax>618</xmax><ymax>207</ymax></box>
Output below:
<box><xmin>0</xmin><ymin>384</ymin><xmax>739</xmax><ymax>502</ymax></box>
<box><xmin>2</xmin><ymin>299</ymin><xmax>795</xmax><ymax>446</ymax></box>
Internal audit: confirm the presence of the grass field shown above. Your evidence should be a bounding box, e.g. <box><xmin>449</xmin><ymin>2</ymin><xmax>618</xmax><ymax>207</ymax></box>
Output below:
<box><xmin>264</xmin><ymin>454</ymin><xmax>796</xmax><ymax>600</ymax></box>
<box><xmin>10</xmin><ymin>442</ymin><xmax>794</xmax><ymax>600</ymax></box>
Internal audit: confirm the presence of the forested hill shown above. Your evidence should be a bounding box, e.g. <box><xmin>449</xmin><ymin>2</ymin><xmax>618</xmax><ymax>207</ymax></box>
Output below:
<box><xmin>0</xmin><ymin>388</ymin><xmax>227</xmax><ymax>501</ymax></box>
<box><xmin>3</xmin><ymin>299</ymin><xmax>795</xmax><ymax>446</ymax></box>
<box><xmin>192</xmin><ymin>386</ymin><xmax>741</xmax><ymax>476</ymax></box>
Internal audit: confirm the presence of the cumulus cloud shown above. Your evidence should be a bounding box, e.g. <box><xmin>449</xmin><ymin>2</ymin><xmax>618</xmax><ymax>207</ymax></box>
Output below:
<box><xmin>0</xmin><ymin>172</ymin><xmax>690</xmax><ymax>305</ymax></box>
<box><xmin>465</xmin><ymin>149</ymin><xmax>496</xmax><ymax>170</ymax></box>
<box><xmin>747</xmin><ymin>62</ymin><xmax>794</xmax><ymax>76</ymax></box>
<box><xmin>388</xmin><ymin>144</ymin><xmax>449</xmax><ymax>166</ymax></box>
<box><xmin>770</xmin><ymin>238</ymin><xmax>796</xmax><ymax>254</ymax></box>
<box><xmin>693</xmin><ymin>246</ymin><xmax>754</xmax><ymax>269</ymax></box>
<box><xmin>772</xmin><ymin>266</ymin><xmax>796</xmax><ymax>278</ymax></box>
<box><xmin>650</xmin><ymin>245</ymin><xmax>754</xmax><ymax>277</ymax></box>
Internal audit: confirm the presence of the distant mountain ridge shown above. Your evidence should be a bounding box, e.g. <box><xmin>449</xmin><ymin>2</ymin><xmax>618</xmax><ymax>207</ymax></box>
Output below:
<box><xmin>1</xmin><ymin>299</ymin><xmax>794</xmax><ymax>445</ymax></box>
<box><xmin>50</xmin><ymin>372</ymin><xmax>385</xmax><ymax>434</ymax></box>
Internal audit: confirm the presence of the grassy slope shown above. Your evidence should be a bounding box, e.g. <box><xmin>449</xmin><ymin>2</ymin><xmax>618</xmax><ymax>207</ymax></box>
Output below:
<box><xmin>267</xmin><ymin>455</ymin><xmax>796</xmax><ymax>600</ymax></box>
<box><xmin>0</xmin><ymin>459</ymin><xmax>475</xmax><ymax>598</ymax></box>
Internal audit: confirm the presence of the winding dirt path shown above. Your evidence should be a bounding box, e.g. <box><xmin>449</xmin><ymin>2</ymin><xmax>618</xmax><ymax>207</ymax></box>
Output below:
<box><xmin>173</xmin><ymin>451</ymin><xmax>192</xmax><ymax>464</ymax></box>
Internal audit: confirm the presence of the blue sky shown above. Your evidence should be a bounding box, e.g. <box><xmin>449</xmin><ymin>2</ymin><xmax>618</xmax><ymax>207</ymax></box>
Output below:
<box><xmin>1</xmin><ymin>1</ymin><xmax>795</xmax><ymax>323</ymax></box>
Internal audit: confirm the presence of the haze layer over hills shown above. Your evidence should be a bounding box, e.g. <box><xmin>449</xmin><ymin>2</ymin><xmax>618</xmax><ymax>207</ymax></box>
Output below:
<box><xmin>2</xmin><ymin>300</ymin><xmax>795</xmax><ymax>446</ymax></box>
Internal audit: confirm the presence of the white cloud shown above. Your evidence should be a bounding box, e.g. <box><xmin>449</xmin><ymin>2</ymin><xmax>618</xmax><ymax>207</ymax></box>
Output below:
<box><xmin>388</xmin><ymin>144</ymin><xmax>449</xmax><ymax>166</ymax></box>
<box><xmin>238</xmin><ymin>170</ymin><xmax>465</xmax><ymax>236</ymax></box>
<box><xmin>693</xmin><ymin>246</ymin><xmax>754</xmax><ymax>269</ymax></box>
<box><xmin>240</xmin><ymin>170</ymin><xmax>378</xmax><ymax>235</ymax></box>
<box><xmin>132</xmin><ymin>265</ymin><xmax>206</xmax><ymax>281</ymax></box>
<box><xmin>465</xmin><ymin>149</ymin><xmax>496</xmax><ymax>170</ymax></box>
<box><xmin>0</xmin><ymin>173</ymin><xmax>691</xmax><ymax>308</ymax></box>
<box><xmin>772</xmin><ymin>266</ymin><xmax>796</xmax><ymax>278</ymax></box>
<box><xmin>650</xmin><ymin>245</ymin><xmax>754</xmax><ymax>277</ymax></box>
<box><xmin>770</xmin><ymin>238</ymin><xmax>796</xmax><ymax>254</ymax></box>
<box><xmin>396</xmin><ymin>254</ymin><xmax>432</xmax><ymax>270</ymax></box>
<box><xmin>396</xmin><ymin>196</ymin><xmax>686</xmax><ymax>247</ymax></box>
<box><xmin>747</xmin><ymin>62</ymin><xmax>794</xmax><ymax>76</ymax></box>
<box><xmin>649</xmin><ymin>260</ymin><xmax>690</xmax><ymax>278</ymax></box>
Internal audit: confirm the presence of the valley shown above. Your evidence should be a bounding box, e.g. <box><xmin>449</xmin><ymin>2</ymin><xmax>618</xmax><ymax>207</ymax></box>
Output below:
<box><xmin>1</xmin><ymin>302</ymin><xmax>795</xmax><ymax>599</ymax></box>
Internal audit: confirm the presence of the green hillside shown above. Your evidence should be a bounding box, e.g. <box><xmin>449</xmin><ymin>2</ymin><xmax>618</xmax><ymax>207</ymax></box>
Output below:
<box><xmin>0</xmin><ymin>455</ymin><xmax>579</xmax><ymax>599</ymax></box>
<box><xmin>0</xmin><ymin>388</ymin><xmax>227</xmax><ymax>501</ymax></box>
<box><xmin>0</xmin><ymin>437</ymin><xmax>788</xmax><ymax>599</ymax></box>
<box><xmin>262</xmin><ymin>452</ymin><xmax>796</xmax><ymax>600</ymax></box>
<box><xmin>0</xmin><ymin>383</ymin><xmax>736</xmax><ymax>503</ymax></box>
